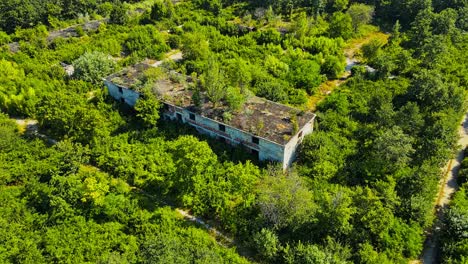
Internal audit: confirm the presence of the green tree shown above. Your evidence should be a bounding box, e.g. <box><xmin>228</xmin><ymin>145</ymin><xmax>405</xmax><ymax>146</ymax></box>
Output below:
<box><xmin>168</xmin><ymin>136</ymin><xmax>217</xmax><ymax>212</ymax></box>
<box><xmin>226</xmin><ymin>58</ymin><xmax>252</xmax><ymax>93</ymax></box>
<box><xmin>322</xmin><ymin>55</ymin><xmax>345</xmax><ymax>78</ymax></box>
<box><xmin>150</xmin><ymin>0</ymin><xmax>175</xmax><ymax>21</ymax></box>
<box><xmin>291</xmin><ymin>12</ymin><xmax>310</xmax><ymax>43</ymax></box>
<box><xmin>0</xmin><ymin>0</ymin><xmax>44</xmax><ymax>33</ymax></box>
<box><xmin>201</xmin><ymin>56</ymin><xmax>226</xmax><ymax>108</ymax></box>
<box><xmin>361</xmin><ymin>38</ymin><xmax>384</xmax><ymax>62</ymax></box>
<box><xmin>364</xmin><ymin>126</ymin><xmax>415</xmax><ymax>177</ymax></box>
<box><xmin>134</xmin><ymin>86</ymin><xmax>161</xmax><ymax>128</ymax></box>
<box><xmin>72</xmin><ymin>51</ymin><xmax>116</xmax><ymax>84</ymax></box>
<box><xmin>329</xmin><ymin>12</ymin><xmax>353</xmax><ymax>39</ymax></box>
<box><xmin>256</xmin><ymin>171</ymin><xmax>315</xmax><ymax>229</ymax></box>
<box><xmin>253</xmin><ymin>228</ymin><xmax>280</xmax><ymax>260</ymax></box>
<box><xmin>346</xmin><ymin>3</ymin><xmax>374</xmax><ymax>32</ymax></box>
<box><xmin>181</xmin><ymin>32</ymin><xmax>210</xmax><ymax>62</ymax></box>
<box><xmin>225</xmin><ymin>86</ymin><xmax>245</xmax><ymax>112</ymax></box>
<box><xmin>254</xmin><ymin>78</ymin><xmax>289</xmax><ymax>102</ymax></box>
<box><xmin>284</xmin><ymin>240</ymin><xmax>351</xmax><ymax>264</ymax></box>
<box><xmin>314</xmin><ymin>186</ymin><xmax>355</xmax><ymax>239</ymax></box>
<box><xmin>330</xmin><ymin>0</ymin><xmax>349</xmax><ymax>12</ymax></box>
<box><xmin>0</xmin><ymin>31</ymin><xmax>11</xmax><ymax>45</ymax></box>
<box><xmin>265</xmin><ymin>55</ymin><xmax>289</xmax><ymax>77</ymax></box>
<box><xmin>287</xmin><ymin>59</ymin><xmax>323</xmax><ymax>93</ymax></box>
<box><xmin>125</xmin><ymin>25</ymin><xmax>168</xmax><ymax>59</ymax></box>
<box><xmin>97</xmin><ymin>2</ymin><xmax>113</xmax><ymax>17</ymax></box>
<box><xmin>109</xmin><ymin>2</ymin><xmax>129</xmax><ymax>25</ymax></box>
<box><xmin>441</xmin><ymin>186</ymin><xmax>468</xmax><ymax>263</ymax></box>
<box><xmin>409</xmin><ymin>70</ymin><xmax>463</xmax><ymax>113</ymax></box>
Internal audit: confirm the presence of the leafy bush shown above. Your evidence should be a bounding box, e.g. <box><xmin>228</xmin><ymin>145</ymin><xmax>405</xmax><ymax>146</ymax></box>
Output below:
<box><xmin>73</xmin><ymin>51</ymin><xmax>116</xmax><ymax>84</ymax></box>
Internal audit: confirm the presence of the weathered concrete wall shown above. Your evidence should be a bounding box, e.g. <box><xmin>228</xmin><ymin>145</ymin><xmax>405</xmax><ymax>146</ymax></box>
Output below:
<box><xmin>104</xmin><ymin>80</ymin><xmax>140</xmax><ymax>107</ymax></box>
<box><xmin>283</xmin><ymin>116</ymin><xmax>315</xmax><ymax>171</ymax></box>
<box><xmin>162</xmin><ymin>103</ymin><xmax>285</xmax><ymax>164</ymax></box>
<box><xmin>103</xmin><ymin>80</ymin><xmax>307</xmax><ymax>169</ymax></box>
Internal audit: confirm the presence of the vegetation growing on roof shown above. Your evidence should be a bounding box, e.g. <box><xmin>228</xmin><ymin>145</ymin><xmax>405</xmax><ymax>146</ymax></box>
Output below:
<box><xmin>0</xmin><ymin>0</ymin><xmax>467</xmax><ymax>263</ymax></box>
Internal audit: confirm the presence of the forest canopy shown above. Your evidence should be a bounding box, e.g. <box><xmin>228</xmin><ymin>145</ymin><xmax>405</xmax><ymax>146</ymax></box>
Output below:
<box><xmin>0</xmin><ymin>0</ymin><xmax>467</xmax><ymax>263</ymax></box>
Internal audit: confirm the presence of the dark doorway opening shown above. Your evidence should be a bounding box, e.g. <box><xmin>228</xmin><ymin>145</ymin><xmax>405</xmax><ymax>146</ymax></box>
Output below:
<box><xmin>252</xmin><ymin>149</ymin><xmax>259</xmax><ymax>160</ymax></box>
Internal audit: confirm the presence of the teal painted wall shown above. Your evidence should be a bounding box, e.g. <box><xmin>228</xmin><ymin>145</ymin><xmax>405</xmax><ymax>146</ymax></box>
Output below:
<box><xmin>104</xmin><ymin>80</ymin><xmax>314</xmax><ymax>170</ymax></box>
<box><xmin>161</xmin><ymin>103</ymin><xmax>285</xmax><ymax>164</ymax></box>
<box><xmin>104</xmin><ymin>80</ymin><xmax>140</xmax><ymax>107</ymax></box>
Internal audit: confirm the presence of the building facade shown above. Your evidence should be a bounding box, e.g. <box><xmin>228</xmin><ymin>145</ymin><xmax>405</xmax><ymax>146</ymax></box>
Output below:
<box><xmin>104</xmin><ymin>65</ymin><xmax>316</xmax><ymax>171</ymax></box>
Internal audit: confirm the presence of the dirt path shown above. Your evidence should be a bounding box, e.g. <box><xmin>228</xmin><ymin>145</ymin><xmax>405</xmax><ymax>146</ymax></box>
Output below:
<box><xmin>129</xmin><ymin>188</ymin><xmax>236</xmax><ymax>248</ymax></box>
<box><xmin>419</xmin><ymin>113</ymin><xmax>468</xmax><ymax>264</ymax></box>
<box><xmin>176</xmin><ymin>209</ymin><xmax>234</xmax><ymax>246</ymax></box>
<box><xmin>14</xmin><ymin>119</ymin><xmax>57</xmax><ymax>144</ymax></box>
<box><xmin>13</xmin><ymin>118</ymin><xmax>235</xmax><ymax>248</ymax></box>
<box><xmin>307</xmin><ymin>32</ymin><xmax>389</xmax><ymax>111</ymax></box>
<box><xmin>149</xmin><ymin>50</ymin><xmax>183</xmax><ymax>67</ymax></box>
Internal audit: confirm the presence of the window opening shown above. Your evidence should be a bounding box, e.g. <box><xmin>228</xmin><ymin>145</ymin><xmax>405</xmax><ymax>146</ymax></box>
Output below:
<box><xmin>252</xmin><ymin>136</ymin><xmax>259</xmax><ymax>144</ymax></box>
<box><xmin>219</xmin><ymin>124</ymin><xmax>226</xmax><ymax>132</ymax></box>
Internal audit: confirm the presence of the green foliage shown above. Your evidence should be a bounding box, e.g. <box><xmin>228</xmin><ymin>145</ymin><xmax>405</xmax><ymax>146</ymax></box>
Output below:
<box><xmin>194</xmin><ymin>0</ymin><xmax>222</xmax><ymax>14</ymax></box>
<box><xmin>201</xmin><ymin>56</ymin><xmax>226</xmax><ymax>107</ymax></box>
<box><xmin>0</xmin><ymin>0</ymin><xmax>44</xmax><ymax>33</ymax></box>
<box><xmin>441</xmin><ymin>201</ymin><xmax>468</xmax><ymax>263</ymax></box>
<box><xmin>287</xmin><ymin>59</ymin><xmax>324</xmax><ymax>93</ymax></box>
<box><xmin>322</xmin><ymin>55</ymin><xmax>345</xmax><ymax>78</ymax></box>
<box><xmin>256</xmin><ymin>28</ymin><xmax>282</xmax><ymax>45</ymax></box>
<box><xmin>150</xmin><ymin>0</ymin><xmax>175</xmax><ymax>21</ymax></box>
<box><xmin>73</xmin><ymin>51</ymin><xmax>116</xmax><ymax>84</ymax></box>
<box><xmin>458</xmin><ymin>149</ymin><xmax>468</xmax><ymax>185</ymax></box>
<box><xmin>329</xmin><ymin>12</ymin><xmax>353</xmax><ymax>39</ymax></box>
<box><xmin>141</xmin><ymin>225</ymin><xmax>249</xmax><ymax>263</ymax></box>
<box><xmin>125</xmin><ymin>25</ymin><xmax>169</xmax><ymax>59</ymax></box>
<box><xmin>361</xmin><ymin>38</ymin><xmax>385</xmax><ymax>62</ymax></box>
<box><xmin>167</xmin><ymin>34</ymin><xmax>181</xmax><ymax>49</ymax></box>
<box><xmin>225</xmin><ymin>86</ymin><xmax>245</xmax><ymax>112</ymax></box>
<box><xmin>0</xmin><ymin>115</ymin><xmax>248</xmax><ymax>263</ymax></box>
<box><xmin>346</xmin><ymin>4</ymin><xmax>375</xmax><ymax>32</ymax></box>
<box><xmin>284</xmin><ymin>240</ymin><xmax>352</xmax><ymax>264</ymax></box>
<box><xmin>1</xmin><ymin>1</ymin><xmax>467</xmax><ymax>263</ymax></box>
<box><xmin>109</xmin><ymin>2</ymin><xmax>129</xmax><ymax>25</ymax></box>
<box><xmin>330</xmin><ymin>0</ymin><xmax>349</xmax><ymax>12</ymax></box>
<box><xmin>441</xmin><ymin>153</ymin><xmax>468</xmax><ymax>263</ymax></box>
<box><xmin>181</xmin><ymin>32</ymin><xmax>210</xmax><ymax>63</ymax></box>
<box><xmin>253</xmin><ymin>228</ymin><xmax>280</xmax><ymax>260</ymax></box>
<box><xmin>254</xmin><ymin>78</ymin><xmax>288</xmax><ymax>102</ymax></box>
<box><xmin>134</xmin><ymin>87</ymin><xmax>161</xmax><ymax>128</ymax></box>
<box><xmin>265</xmin><ymin>55</ymin><xmax>289</xmax><ymax>78</ymax></box>
<box><xmin>256</xmin><ymin>171</ymin><xmax>315</xmax><ymax>229</ymax></box>
<box><xmin>363</xmin><ymin>126</ymin><xmax>415</xmax><ymax>177</ymax></box>
<box><xmin>226</xmin><ymin>58</ymin><xmax>252</xmax><ymax>93</ymax></box>
<box><xmin>97</xmin><ymin>2</ymin><xmax>114</xmax><ymax>17</ymax></box>
<box><xmin>0</xmin><ymin>31</ymin><xmax>11</xmax><ymax>45</ymax></box>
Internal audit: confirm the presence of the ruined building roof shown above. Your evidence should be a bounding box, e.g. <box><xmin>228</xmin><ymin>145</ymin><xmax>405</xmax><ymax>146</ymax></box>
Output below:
<box><xmin>105</xmin><ymin>62</ymin><xmax>316</xmax><ymax>145</ymax></box>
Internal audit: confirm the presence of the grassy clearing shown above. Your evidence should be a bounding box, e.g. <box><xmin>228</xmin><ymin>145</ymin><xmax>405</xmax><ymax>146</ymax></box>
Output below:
<box><xmin>306</xmin><ymin>31</ymin><xmax>390</xmax><ymax>111</ymax></box>
<box><xmin>345</xmin><ymin>31</ymin><xmax>389</xmax><ymax>58</ymax></box>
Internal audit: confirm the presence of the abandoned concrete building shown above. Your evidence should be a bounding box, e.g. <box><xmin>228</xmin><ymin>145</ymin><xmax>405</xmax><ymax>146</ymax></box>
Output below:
<box><xmin>104</xmin><ymin>62</ymin><xmax>316</xmax><ymax>170</ymax></box>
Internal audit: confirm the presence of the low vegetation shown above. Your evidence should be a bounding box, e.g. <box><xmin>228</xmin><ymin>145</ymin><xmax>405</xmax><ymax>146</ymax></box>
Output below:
<box><xmin>0</xmin><ymin>0</ymin><xmax>467</xmax><ymax>263</ymax></box>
